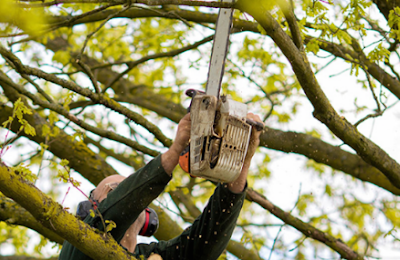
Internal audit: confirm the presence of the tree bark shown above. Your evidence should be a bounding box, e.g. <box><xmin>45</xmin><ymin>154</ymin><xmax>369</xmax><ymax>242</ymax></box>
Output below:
<box><xmin>0</xmin><ymin>165</ymin><xmax>137</xmax><ymax>260</ymax></box>
<box><xmin>0</xmin><ymin>197</ymin><xmax>64</xmax><ymax>244</ymax></box>
<box><xmin>236</xmin><ymin>1</ymin><xmax>400</xmax><ymax>190</ymax></box>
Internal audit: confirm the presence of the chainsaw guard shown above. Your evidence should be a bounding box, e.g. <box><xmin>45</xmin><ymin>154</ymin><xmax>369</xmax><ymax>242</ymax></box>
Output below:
<box><xmin>189</xmin><ymin>94</ymin><xmax>251</xmax><ymax>183</ymax></box>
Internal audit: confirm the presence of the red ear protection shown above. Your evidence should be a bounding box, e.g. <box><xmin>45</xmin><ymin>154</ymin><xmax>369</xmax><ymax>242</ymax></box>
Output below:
<box><xmin>139</xmin><ymin>207</ymin><xmax>159</xmax><ymax>237</ymax></box>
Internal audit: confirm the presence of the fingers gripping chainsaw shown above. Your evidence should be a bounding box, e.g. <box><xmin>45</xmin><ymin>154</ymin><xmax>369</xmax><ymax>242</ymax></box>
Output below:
<box><xmin>179</xmin><ymin>0</ymin><xmax>263</xmax><ymax>183</ymax></box>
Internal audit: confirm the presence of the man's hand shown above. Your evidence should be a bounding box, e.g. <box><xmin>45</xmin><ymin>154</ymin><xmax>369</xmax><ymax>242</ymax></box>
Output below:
<box><xmin>228</xmin><ymin>113</ymin><xmax>263</xmax><ymax>193</ymax></box>
<box><xmin>170</xmin><ymin>113</ymin><xmax>191</xmax><ymax>156</ymax></box>
<box><xmin>244</xmin><ymin>113</ymin><xmax>263</xmax><ymax>165</ymax></box>
<box><xmin>161</xmin><ymin>113</ymin><xmax>191</xmax><ymax>175</ymax></box>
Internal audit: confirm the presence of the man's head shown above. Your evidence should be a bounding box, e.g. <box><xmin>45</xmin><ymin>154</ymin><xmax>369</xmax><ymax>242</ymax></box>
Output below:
<box><xmin>78</xmin><ymin>175</ymin><xmax>158</xmax><ymax>252</ymax></box>
<box><xmin>91</xmin><ymin>174</ymin><xmax>125</xmax><ymax>202</ymax></box>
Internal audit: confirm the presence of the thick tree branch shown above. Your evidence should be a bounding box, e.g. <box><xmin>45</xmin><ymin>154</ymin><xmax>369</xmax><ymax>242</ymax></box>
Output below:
<box><xmin>45</xmin><ymin>37</ymin><xmax>186</xmax><ymax>123</ymax></box>
<box><xmin>304</xmin><ymin>36</ymin><xmax>400</xmax><ymax>101</ymax></box>
<box><xmin>0</xmin><ymin>164</ymin><xmax>137</xmax><ymax>260</ymax></box>
<box><xmin>260</xmin><ymin>127</ymin><xmax>400</xmax><ymax>195</ymax></box>
<box><xmin>0</xmin><ymin>46</ymin><xmax>172</xmax><ymax>149</ymax></box>
<box><xmin>0</xmin><ymin>256</ymin><xmax>58</xmax><ymax>260</ymax></box>
<box><xmin>0</xmin><ymin>197</ymin><xmax>64</xmax><ymax>245</ymax></box>
<box><xmin>0</xmin><ymin>88</ymin><xmax>119</xmax><ymax>186</ymax></box>
<box><xmin>18</xmin><ymin>0</ymin><xmax>234</xmax><ymax>8</ymax></box>
<box><xmin>237</xmin><ymin>1</ymin><xmax>400</xmax><ymax>190</ymax></box>
<box><xmin>0</xmin><ymin>70</ymin><xmax>160</xmax><ymax>157</ymax></box>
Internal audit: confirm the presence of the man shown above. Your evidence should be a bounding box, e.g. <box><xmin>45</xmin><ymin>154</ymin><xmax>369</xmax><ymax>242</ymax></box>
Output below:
<box><xmin>59</xmin><ymin>113</ymin><xmax>263</xmax><ymax>260</ymax></box>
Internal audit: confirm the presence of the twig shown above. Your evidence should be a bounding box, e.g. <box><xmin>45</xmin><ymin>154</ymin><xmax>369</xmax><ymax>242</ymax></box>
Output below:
<box><xmin>246</xmin><ymin>188</ymin><xmax>365</xmax><ymax>260</ymax></box>
<box><xmin>268</xmin><ymin>184</ymin><xmax>302</xmax><ymax>260</ymax></box>
<box><xmin>227</xmin><ymin>58</ymin><xmax>275</xmax><ymax>120</ymax></box>
<box><xmin>0</xmin><ymin>133</ymin><xmax>21</xmax><ymax>161</ymax></box>
<box><xmin>59</xmin><ymin>164</ymin><xmax>108</xmax><ymax>233</ymax></box>
<box><xmin>76</xmin><ymin>61</ymin><xmax>101</xmax><ymax>93</ymax></box>
<box><xmin>21</xmin><ymin>74</ymin><xmax>55</xmax><ymax>103</ymax></box>
<box><xmin>8</xmin><ymin>3</ymin><xmax>120</xmax><ymax>45</ymax></box>
<box><xmin>314</xmin><ymin>57</ymin><xmax>336</xmax><ymax>75</ymax></box>
<box><xmin>365</xmin><ymin>71</ymin><xmax>381</xmax><ymax>112</ymax></box>
<box><xmin>0</xmin><ymin>45</ymin><xmax>172</xmax><ymax>148</ymax></box>
<box><xmin>51</xmin><ymin>3</ymin><xmax>120</xmax><ymax>28</ymax></box>
<box><xmin>104</xmin><ymin>34</ymin><xmax>214</xmax><ymax>92</ymax></box>
<box><xmin>76</xmin><ymin>3</ymin><xmax>133</xmax><ymax>62</ymax></box>
<box><xmin>0</xmin><ymin>71</ymin><xmax>160</xmax><ymax>157</ymax></box>
<box><xmin>353</xmin><ymin>71</ymin><xmax>383</xmax><ymax>128</ymax></box>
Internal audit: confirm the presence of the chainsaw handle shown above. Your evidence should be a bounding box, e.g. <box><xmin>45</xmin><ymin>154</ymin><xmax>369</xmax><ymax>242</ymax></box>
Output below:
<box><xmin>185</xmin><ymin>89</ymin><xmax>205</xmax><ymax>113</ymax></box>
<box><xmin>179</xmin><ymin>145</ymin><xmax>190</xmax><ymax>173</ymax></box>
<box><xmin>246</xmin><ymin>118</ymin><xmax>264</xmax><ymax>131</ymax></box>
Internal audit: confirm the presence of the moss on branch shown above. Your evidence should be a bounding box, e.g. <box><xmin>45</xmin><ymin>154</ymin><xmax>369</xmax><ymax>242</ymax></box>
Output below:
<box><xmin>0</xmin><ymin>197</ymin><xmax>64</xmax><ymax>244</ymax></box>
<box><xmin>0</xmin><ymin>165</ymin><xmax>137</xmax><ymax>260</ymax></box>
<box><xmin>0</xmin><ymin>101</ymin><xmax>118</xmax><ymax>186</ymax></box>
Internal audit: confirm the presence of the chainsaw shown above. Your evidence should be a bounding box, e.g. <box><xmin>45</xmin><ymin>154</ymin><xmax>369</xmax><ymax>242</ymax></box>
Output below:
<box><xmin>179</xmin><ymin>0</ymin><xmax>263</xmax><ymax>183</ymax></box>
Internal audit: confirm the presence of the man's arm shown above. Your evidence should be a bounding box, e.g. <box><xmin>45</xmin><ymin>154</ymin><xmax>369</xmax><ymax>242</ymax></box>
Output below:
<box><xmin>228</xmin><ymin>113</ymin><xmax>263</xmax><ymax>193</ymax></box>
<box><xmin>92</xmin><ymin>114</ymin><xmax>191</xmax><ymax>239</ymax></box>
<box><xmin>135</xmin><ymin>113</ymin><xmax>263</xmax><ymax>260</ymax></box>
<box><xmin>161</xmin><ymin>113</ymin><xmax>191</xmax><ymax>175</ymax></box>
<box><xmin>59</xmin><ymin>115</ymin><xmax>192</xmax><ymax>259</ymax></box>
<box><xmin>136</xmin><ymin>183</ymin><xmax>246</xmax><ymax>260</ymax></box>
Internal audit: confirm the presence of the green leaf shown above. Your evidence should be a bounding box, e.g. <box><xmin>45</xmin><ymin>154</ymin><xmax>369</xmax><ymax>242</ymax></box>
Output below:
<box><xmin>60</xmin><ymin>159</ymin><xmax>69</xmax><ymax>167</ymax></box>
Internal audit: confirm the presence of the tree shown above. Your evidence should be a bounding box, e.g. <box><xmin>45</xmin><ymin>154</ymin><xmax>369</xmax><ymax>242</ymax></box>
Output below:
<box><xmin>0</xmin><ymin>0</ymin><xmax>400</xmax><ymax>259</ymax></box>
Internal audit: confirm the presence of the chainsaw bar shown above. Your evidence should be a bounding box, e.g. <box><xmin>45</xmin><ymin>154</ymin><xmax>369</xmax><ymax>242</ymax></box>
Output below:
<box><xmin>205</xmin><ymin>0</ymin><xmax>235</xmax><ymax>99</ymax></box>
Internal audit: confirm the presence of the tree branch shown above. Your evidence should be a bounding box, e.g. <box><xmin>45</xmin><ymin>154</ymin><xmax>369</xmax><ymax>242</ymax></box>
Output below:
<box><xmin>18</xmin><ymin>0</ymin><xmax>234</xmax><ymax>8</ymax></box>
<box><xmin>0</xmin><ymin>196</ymin><xmax>64</xmax><ymax>245</ymax></box>
<box><xmin>0</xmin><ymin>70</ymin><xmax>161</xmax><ymax>157</ymax></box>
<box><xmin>168</xmin><ymin>188</ymin><xmax>263</xmax><ymax>260</ymax></box>
<box><xmin>0</xmin><ymin>45</ymin><xmax>173</xmax><ymax>149</ymax></box>
<box><xmin>45</xmin><ymin>37</ymin><xmax>186</xmax><ymax>123</ymax></box>
<box><xmin>0</xmin><ymin>88</ymin><xmax>119</xmax><ymax>186</ymax></box>
<box><xmin>237</xmin><ymin>1</ymin><xmax>400</xmax><ymax>190</ymax></box>
<box><xmin>45</xmin><ymin>7</ymin><xmax>259</xmax><ymax>34</ymax></box>
<box><xmin>246</xmin><ymin>188</ymin><xmax>364</xmax><ymax>260</ymax></box>
<box><xmin>303</xmin><ymin>36</ymin><xmax>400</xmax><ymax>101</ymax></box>
<box><xmin>105</xmin><ymin>34</ymin><xmax>214</xmax><ymax>91</ymax></box>
<box><xmin>277</xmin><ymin>0</ymin><xmax>303</xmax><ymax>51</ymax></box>
<box><xmin>260</xmin><ymin>126</ymin><xmax>400</xmax><ymax>195</ymax></box>
<box><xmin>0</xmin><ymin>164</ymin><xmax>137</xmax><ymax>260</ymax></box>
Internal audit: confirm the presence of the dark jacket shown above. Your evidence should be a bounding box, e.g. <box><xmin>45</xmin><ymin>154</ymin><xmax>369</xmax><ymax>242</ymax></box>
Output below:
<box><xmin>59</xmin><ymin>155</ymin><xmax>245</xmax><ymax>260</ymax></box>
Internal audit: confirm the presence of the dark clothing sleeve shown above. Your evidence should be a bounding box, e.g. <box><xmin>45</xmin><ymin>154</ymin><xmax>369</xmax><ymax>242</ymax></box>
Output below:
<box><xmin>59</xmin><ymin>154</ymin><xmax>246</xmax><ymax>260</ymax></box>
<box><xmin>88</xmin><ymin>155</ymin><xmax>171</xmax><ymax>242</ymax></box>
<box><xmin>58</xmin><ymin>155</ymin><xmax>171</xmax><ymax>260</ymax></box>
<box><xmin>134</xmin><ymin>183</ymin><xmax>246</xmax><ymax>260</ymax></box>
